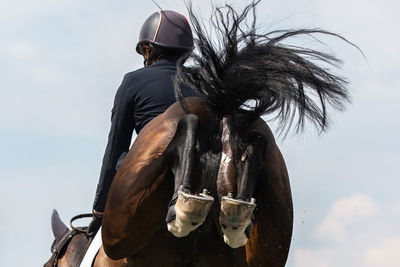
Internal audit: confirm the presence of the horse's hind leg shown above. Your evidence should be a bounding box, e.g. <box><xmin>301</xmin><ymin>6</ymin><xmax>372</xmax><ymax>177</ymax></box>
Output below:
<box><xmin>219</xmin><ymin>132</ymin><xmax>265</xmax><ymax>248</ymax></box>
<box><xmin>166</xmin><ymin>114</ymin><xmax>214</xmax><ymax>237</ymax></box>
<box><xmin>236</xmin><ymin>132</ymin><xmax>266</xmax><ymax>201</ymax></box>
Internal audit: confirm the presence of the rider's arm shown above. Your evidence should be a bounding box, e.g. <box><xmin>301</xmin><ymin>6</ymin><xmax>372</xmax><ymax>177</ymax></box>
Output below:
<box><xmin>93</xmin><ymin>75</ymin><xmax>135</xmax><ymax>212</ymax></box>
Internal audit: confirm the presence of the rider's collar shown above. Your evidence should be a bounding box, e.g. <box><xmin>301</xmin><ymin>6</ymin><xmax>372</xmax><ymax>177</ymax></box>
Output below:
<box><xmin>149</xmin><ymin>58</ymin><xmax>178</xmax><ymax>67</ymax></box>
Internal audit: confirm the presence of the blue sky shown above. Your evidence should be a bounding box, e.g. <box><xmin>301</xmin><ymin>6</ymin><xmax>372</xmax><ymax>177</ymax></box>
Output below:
<box><xmin>1</xmin><ymin>0</ymin><xmax>399</xmax><ymax>266</ymax></box>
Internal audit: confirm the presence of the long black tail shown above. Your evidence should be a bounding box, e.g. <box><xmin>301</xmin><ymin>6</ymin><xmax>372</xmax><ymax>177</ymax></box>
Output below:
<box><xmin>175</xmin><ymin>1</ymin><xmax>357</xmax><ymax>134</ymax></box>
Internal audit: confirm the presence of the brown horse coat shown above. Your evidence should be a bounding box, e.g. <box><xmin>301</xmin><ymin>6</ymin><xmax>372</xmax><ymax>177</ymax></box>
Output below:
<box><xmin>100</xmin><ymin>97</ymin><xmax>293</xmax><ymax>266</ymax></box>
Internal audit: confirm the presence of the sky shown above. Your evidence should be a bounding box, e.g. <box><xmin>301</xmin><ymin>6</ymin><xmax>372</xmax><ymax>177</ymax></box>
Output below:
<box><xmin>0</xmin><ymin>0</ymin><xmax>399</xmax><ymax>266</ymax></box>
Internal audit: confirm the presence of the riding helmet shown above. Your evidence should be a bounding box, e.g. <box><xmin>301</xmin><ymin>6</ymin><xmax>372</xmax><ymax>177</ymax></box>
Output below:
<box><xmin>136</xmin><ymin>10</ymin><xmax>194</xmax><ymax>54</ymax></box>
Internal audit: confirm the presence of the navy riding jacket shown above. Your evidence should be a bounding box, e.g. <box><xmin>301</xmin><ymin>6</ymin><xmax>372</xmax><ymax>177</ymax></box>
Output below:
<box><xmin>93</xmin><ymin>59</ymin><xmax>195</xmax><ymax>212</ymax></box>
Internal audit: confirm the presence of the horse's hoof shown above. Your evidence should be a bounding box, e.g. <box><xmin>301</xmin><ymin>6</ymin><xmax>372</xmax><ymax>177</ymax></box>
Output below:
<box><xmin>219</xmin><ymin>196</ymin><xmax>256</xmax><ymax>248</ymax></box>
<box><xmin>167</xmin><ymin>189</ymin><xmax>214</xmax><ymax>237</ymax></box>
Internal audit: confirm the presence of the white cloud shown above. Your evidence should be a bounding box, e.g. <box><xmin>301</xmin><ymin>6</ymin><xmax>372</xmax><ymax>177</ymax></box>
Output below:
<box><xmin>295</xmin><ymin>249</ymin><xmax>332</xmax><ymax>267</ymax></box>
<box><xmin>363</xmin><ymin>237</ymin><xmax>400</xmax><ymax>267</ymax></box>
<box><xmin>291</xmin><ymin>194</ymin><xmax>400</xmax><ymax>267</ymax></box>
<box><xmin>315</xmin><ymin>194</ymin><xmax>379</xmax><ymax>241</ymax></box>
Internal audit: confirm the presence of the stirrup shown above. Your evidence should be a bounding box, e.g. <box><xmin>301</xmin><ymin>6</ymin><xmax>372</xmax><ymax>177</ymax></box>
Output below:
<box><xmin>70</xmin><ymin>213</ymin><xmax>92</xmax><ymax>234</ymax></box>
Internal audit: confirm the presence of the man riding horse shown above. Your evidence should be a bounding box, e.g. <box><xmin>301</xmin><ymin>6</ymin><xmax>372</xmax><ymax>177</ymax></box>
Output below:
<box><xmin>45</xmin><ymin>1</ymin><xmax>360</xmax><ymax>266</ymax></box>
<box><xmin>88</xmin><ymin>10</ymin><xmax>196</xmax><ymax>236</ymax></box>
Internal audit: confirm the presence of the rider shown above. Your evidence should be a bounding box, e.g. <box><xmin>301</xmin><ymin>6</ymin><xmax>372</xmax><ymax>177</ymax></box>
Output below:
<box><xmin>87</xmin><ymin>10</ymin><xmax>195</xmax><ymax>236</ymax></box>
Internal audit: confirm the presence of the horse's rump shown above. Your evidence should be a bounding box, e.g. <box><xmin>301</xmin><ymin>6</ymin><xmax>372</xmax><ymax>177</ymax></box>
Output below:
<box><xmin>100</xmin><ymin>97</ymin><xmax>293</xmax><ymax>266</ymax></box>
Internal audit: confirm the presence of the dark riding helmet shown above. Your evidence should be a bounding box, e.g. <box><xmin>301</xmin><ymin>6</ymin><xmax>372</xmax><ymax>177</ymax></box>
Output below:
<box><xmin>136</xmin><ymin>10</ymin><xmax>194</xmax><ymax>55</ymax></box>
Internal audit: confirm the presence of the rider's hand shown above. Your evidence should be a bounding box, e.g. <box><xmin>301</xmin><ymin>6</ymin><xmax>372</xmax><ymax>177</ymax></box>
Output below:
<box><xmin>87</xmin><ymin>210</ymin><xmax>104</xmax><ymax>237</ymax></box>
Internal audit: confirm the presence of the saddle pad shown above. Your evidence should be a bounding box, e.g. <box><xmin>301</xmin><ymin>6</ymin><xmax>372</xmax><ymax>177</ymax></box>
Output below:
<box><xmin>79</xmin><ymin>227</ymin><xmax>102</xmax><ymax>267</ymax></box>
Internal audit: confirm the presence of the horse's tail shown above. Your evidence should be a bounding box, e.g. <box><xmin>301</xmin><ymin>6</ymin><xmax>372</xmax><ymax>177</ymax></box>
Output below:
<box><xmin>175</xmin><ymin>1</ymin><xmax>359</xmax><ymax>135</ymax></box>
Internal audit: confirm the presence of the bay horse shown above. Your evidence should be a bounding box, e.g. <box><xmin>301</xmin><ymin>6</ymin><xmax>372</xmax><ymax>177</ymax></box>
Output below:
<box><xmin>45</xmin><ymin>1</ymin><xmax>358</xmax><ymax>266</ymax></box>
<box><xmin>45</xmin><ymin>100</ymin><xmax>293</xmax><ymax>267</ymax></box>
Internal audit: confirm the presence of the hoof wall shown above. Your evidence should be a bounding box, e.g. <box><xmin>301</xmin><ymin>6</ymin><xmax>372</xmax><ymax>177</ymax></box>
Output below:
<box><xmin>167</xmin><ymin>190</ymin><xmax>214</xmax><ymax>237</ymax></box>
<box><xmin>219</xmin><ymin>196</ymin><xmax>256</xmax><ymax>248</ymax></box>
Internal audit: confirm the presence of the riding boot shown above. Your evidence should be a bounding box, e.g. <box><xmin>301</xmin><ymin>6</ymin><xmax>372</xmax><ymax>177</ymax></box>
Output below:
<box><xmin>87</xmin><ymin>212</ymin><xmax>103</xmax><ymax>237</ymax></box>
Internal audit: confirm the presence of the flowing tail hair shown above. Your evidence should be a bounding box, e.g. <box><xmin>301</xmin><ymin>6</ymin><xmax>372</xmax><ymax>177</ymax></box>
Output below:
<box><xmin>175</xmin><ymin>0</ymin><xmax>360</xmax><ymax>135</ymax></box>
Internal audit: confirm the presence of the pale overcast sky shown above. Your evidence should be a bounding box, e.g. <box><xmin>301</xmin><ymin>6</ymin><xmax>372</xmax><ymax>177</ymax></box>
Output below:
<box><xmin>0</xmin><ymin>0</ymin><xmax>399</xmax><ymax>266</ymax></box>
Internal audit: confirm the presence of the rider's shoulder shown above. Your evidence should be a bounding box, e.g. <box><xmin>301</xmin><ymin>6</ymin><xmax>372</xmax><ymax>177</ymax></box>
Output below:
<box><xmin>122</xmin><ymin>66</ymin><xmax>147</xmax><ymax>81</ymax></box>
<box><xmin>122</xmin><ymin>62</ymin><xmax>168</xmax><ymax>82</ymax></box>
<box><xmin>121</xmin><ymin>59</ymin><xmax>176</xmax><ymax>86</ymax></box>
